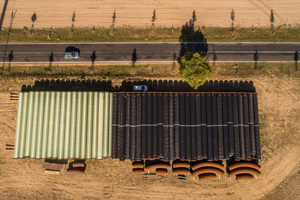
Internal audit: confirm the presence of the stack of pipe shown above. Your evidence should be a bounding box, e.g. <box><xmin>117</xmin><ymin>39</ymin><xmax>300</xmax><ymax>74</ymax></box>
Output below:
<box><xmin>14</xmin><ymin>91</ymin><xmax>113</xmax><ymax>160</ymax></box>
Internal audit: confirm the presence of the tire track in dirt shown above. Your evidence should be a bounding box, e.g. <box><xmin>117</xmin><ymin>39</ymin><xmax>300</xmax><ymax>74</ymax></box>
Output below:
<box><xmin>265</xmin><ymin>172</ymin><xmax>300</xmax><ymax>200</ymax></box>
<box><xmin>247</xmin><ymin>0</ymin><xmax>285</xmax><ymax>24</ymax></box>
<box><xmin>255</xmin><ymin>0</ymin><xmax>285</xmax><ymax>23</ymax></box>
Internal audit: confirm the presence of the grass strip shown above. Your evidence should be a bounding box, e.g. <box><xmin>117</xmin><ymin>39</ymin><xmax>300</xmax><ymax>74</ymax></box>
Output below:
<box><xmin>0</xmin><ymin>26</ymin><xmax>299</xmax><ymax>43</ymax></box>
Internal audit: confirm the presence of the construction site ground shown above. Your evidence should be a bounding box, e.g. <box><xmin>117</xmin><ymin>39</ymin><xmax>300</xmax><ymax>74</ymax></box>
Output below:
<box><xmin>0</xmin><ymin>63</ymin><xmax>299</xmax><ymax>199</ymax></box>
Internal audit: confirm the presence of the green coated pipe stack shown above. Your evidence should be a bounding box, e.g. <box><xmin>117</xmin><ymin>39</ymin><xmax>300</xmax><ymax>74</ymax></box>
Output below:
<box><xmin>92</xmin><ymin>92</ymin><xmax>99</xmax><ymax>158</ymax></box>
<box><xmin>69</xmin><ymin>92</ymin><xmax>77</xmax><ymax>158</ymax></box>
<box><xmin>97</xmin><ymin>92</ymin><xmax>104</xmax><ymax>159</ymax></box>
<box><xmin>47</xmin><ymin>92</ymin><xmax>56</xmax><ymax>158</ymax></box>
<box><xmin>14</xmin><ymin>91</ymin><xmax>113</xmax><ymax>160</ymax></box>
<box><xmin>75</xmin><ymin>92</ymin><xmax>82</xmax><ymax>158</ymax></box>
<box><xmin>30</xmin><ymin>92</ymin><xmax>39</xmax><ymax>158</ymax></box>
<box><xmin>24</xmin><ymin>92</ymin><xmax>34</xmax><ymax>157</ymax></box>
<box><xmin>108</xmin><ymin>93</ymin><xmax>113</xmax><ymax>157</ymax></box>
<box><xmin>14</xmin><ymin>93</ymin><xmax>23</xmax><ymax>158</ymax></box>
<box><xmin>58</xmin><ymin>92</ymin><xmax>66</xmax><ymax>159</ymax></box>
<box><xmin>64</xmin><ymin>92</ymin><xmax>72</xmax><ymax>159</ymax></box>
<box><xmin>19</xmin><ymin>92</ymin><xmax>28</xmax><ymax>158</ymax></box>
<box><xmin>41</xmin><ymin>92</ymin><xmax>50</xmax><ymax>158</ymax></box>
<box><xmin>36</xmin><ymin>92</ymin><xmax>45</xmax><ymax>158</ymax></box>
<box><xmin>86</xmin><ymin>92</ymin><xmax>94</xmax><ymax>159</ymax></box>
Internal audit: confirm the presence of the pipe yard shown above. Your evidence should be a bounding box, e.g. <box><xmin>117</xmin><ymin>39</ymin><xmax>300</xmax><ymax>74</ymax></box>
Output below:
<box><xmin>13</xmin><ymin>80</ymin><xmax>262</xmax><ymax>181</ymax></box>
<box><xmin>0</xmin><ymin>74</ymin><xmax>299</xmax><ymax>199</ymax></box>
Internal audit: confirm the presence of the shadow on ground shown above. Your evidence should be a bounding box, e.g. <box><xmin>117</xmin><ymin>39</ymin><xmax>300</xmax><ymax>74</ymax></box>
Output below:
<box><xmin>21</xmin><ymin>79</ymin><xmax>256</xmax><ymax>93</ymax></box>
<box><xmin>178</xmin><ymin>20</ymin><xmax>208</xmax><ymax>60</ymax></box>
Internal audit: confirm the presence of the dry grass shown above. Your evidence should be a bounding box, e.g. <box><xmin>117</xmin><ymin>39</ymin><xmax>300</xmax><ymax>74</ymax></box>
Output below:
<box><xmin>0</xmin><ymin>26</ymin><xmax>299</xmax><ymax>43</ymax></box>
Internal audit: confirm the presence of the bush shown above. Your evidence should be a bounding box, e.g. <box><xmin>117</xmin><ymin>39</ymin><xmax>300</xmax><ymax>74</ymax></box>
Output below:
<box><xmin>179</xmin><ymin>52</ymin><xmax>213</xmax><ymax>89</ymax></box>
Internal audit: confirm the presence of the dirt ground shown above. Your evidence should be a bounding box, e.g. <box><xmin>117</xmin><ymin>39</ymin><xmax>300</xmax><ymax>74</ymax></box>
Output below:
<box><xmin>0</xmin><ymin>70</ymin><xmax>299</xmax><ymax>199</ymax></box>
<box><xmin>1</xmin><ymin>0</ymin><xmax>300</xmax><ymax>28</ymax></box>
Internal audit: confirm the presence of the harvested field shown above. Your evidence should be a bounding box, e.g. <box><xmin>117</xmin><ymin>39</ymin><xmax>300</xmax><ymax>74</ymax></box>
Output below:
<box><xmin>1</xmin><ymin>0</ymin><xmax>300</xmax><ymax>28</ymax></box>
<box><xmin>0</xmin><ymin>63</ymin><xmax>299</xmax><ymax>199</ymax></box>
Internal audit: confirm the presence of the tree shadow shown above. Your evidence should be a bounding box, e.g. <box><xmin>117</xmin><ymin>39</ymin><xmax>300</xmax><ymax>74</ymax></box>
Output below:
<box><xmin>0</xmin><ymin>0</ymin><xmax>9</xmax><ymax>30</ymax></box>
<box><xmin>294</xmin><ymin>50</ymin><xmax>299</xmax><ymax>71</ymax></box>
<box><xmin>118</xmin><ymin>79</ymin><xmax>256</xmax><ymax>92</ymax></box>
<box><xmin>22</xmin><ymin>79</ymin><xmax>256</xmax><ymax>93</ymax></box>
<box><xmin>22</xmin><ymin>79</ymin><xmax>114</xmax><ymax>92</ymax></box>
<box><xmin>49</xmin><ymin>52</ymin><xmax>53</xmax><ymax>65</ymax></box>
<box><xmin>132</xmin><ymin>48</ymin><xmax>137</xmax><ymax>65</ymax></box>
<box><xmin>179</xmin><ymin>20</ymin><xmax>208</xmax><ymax>60</ymax></box>
<box><xmin>254</xmin><ymin>50</ymin><xmax>259</xmax><ymax>69</ymax></box>
<box><xmin>2</xmin><ymin>9</ymin><xmax>16</xmax><ymax>69</ymax></box>
<box><xmin>213</xmin><ymin>49</ymin><xmax>217</xmax><ymax>66</ymax></box>
<box><xmin>172</xmin><ymin>52</ymin><xmax>177</xmax><ymax>69</ymax></box>
<box><xmin>8</xmin><ymin>50</ymin><xmax>13</xmax><ymax>71</ymax></box>
<box><xmin>8</xmin><ymin>50</ymin><xmax>13</xmax><ymax>63</ymax></box>
<box><xmin>91</xmin><ymin>50</ymin><xmax>96</xmax><ymax>65</ymax></box>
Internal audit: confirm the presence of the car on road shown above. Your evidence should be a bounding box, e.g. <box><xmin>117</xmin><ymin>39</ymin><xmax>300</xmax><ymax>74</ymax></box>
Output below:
<box><xmin>133</xmin><ymin>85</ymin><xmax>148</xmax><ymax>92</ymax></box>
<box><xmin>64</xmin><ymin>46</ymin><xmax>80</xmax><ymax>59</ymax></box>
<box><xmin>64</xmin><ymin>52</ymin><xmax>79</xmax><ymax>59</ymax></box>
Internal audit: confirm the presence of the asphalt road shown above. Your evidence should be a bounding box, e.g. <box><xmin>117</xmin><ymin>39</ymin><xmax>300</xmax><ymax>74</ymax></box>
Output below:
<box><xmin>0</xmin><ymin>42</ymin><xmax>299</xmax><ymax>64</ymax></box>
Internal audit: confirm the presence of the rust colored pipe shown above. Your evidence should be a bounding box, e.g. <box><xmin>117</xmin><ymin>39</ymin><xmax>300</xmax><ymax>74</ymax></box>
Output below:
<box><xmin>229</xmin><ymin>168</ymin><xmax>260</xmax><ymax>177</ymax></box>
<box><xmin>72</xmin><ymin>163</ymin><xmax>85</xmax><ymax>168</ymax></box>
<box><xmin>199</xmin><ymin>173</ymin><xmax>216</xmax><ymax>181</ymax></box>
<box><xmin>132</xmin><ymin>163</ymin><xmax>144</xmax><ymax>169</ymax></box>
<box><xmin>132</xmin><ymin>168</ymin><xmax>144</xmax><ymax>175</ymax></box>
<box><xmin>146</xmin><ymin>164</ymin><xmax>170</xmax><ymax>171</ymax></box>
<box><xmin>191</xmin><ymin>162</ymin><xmax>224</xmax><ymax>171</ymax></box>
<box><xmin>229</xmin><ymin>162</ymin><xmax>261</xmax><ymax>171</ymax></box>
<box><xmin>173</xmin><ymin>163</ymin><xmax>190</xmax><ymax>169</ymax></box>
<box><xmin>192</xmin><ymin>167</ymin><xmax>224</xmax><ymax>178</ymax></box>
<box><xmin>236</xmin><ymin>174</ymin><xmax>254</xmax><ymax>181</ymax></box>
<box><xmin>173</xmin><ymin>168</ymin><xmax>190</xmax><ymax>175</ymax></box>
<box><xmin>156</xmin><ymin>168</ymin><xmax>168</xmax><ymax>175</ymax></box>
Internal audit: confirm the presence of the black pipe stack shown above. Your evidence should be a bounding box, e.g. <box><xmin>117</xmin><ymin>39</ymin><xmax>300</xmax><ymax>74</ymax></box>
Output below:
<box><xmin>112</xmin><ymin>92</ymin><xmax>261</xmax><ymax>162</ymax></box>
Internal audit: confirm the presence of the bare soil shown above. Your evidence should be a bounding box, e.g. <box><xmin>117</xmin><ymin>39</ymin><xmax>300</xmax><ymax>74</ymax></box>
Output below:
<box><xmin>1</xmin><ymin>0</ymin><xmax>300</xmax><ymax>28</ymax></box>
<box><xmin>0</xmin><ymin>66</ymin><xmax>299</xmax><ymax>199</ymax></box>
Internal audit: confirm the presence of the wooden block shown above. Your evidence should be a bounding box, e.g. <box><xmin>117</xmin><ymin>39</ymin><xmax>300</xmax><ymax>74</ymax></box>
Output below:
<box><xmin>44</xmin><ymin>170</ymin><xmax>60</xmax><ymax>175</ymax></box>
<box><xmin>42</xmin><ymin>162</ymin><xmax>65</xmax><ymax>171</ymax></box>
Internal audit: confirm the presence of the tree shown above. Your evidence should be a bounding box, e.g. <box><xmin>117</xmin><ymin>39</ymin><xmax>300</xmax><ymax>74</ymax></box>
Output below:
<box><xmin>152</xmin><ymin>9</ymin><xmax>157</xmax><ymax>26</ymax></box>
<box><xmin>31</xmin><ymin>12</ymin><xmax>37</xmax><ymax>30</ymax></box>
<box><xmin>179</xmin><ymin>52</ymin><xmax>213</xmax><ymax>89</ymax></box>
<box><xmin>112</xmin><ymin>10</ymin><xmax>116</xmax><ymax>28</ymax></box>
<box><xmin>270</xmin><ymin>9</ymin><xmax>274</xmax><ymax>33</ymax></box>
<box><xmin>72</xmin><ymin>11</ymin><xmax>76</xmax><ymax>23</ymax></box>
<box><xmin>231</xmin><ymin>9</ymin><xmax>235</xmax><ymax>31</ymax></box>
<box><xmin>71</xmin><ymin>11</ymin><xmax>76</xmax><ymax>31</ymax></box>
<box><xmin>192</xmin><ymin>10</ymin><xmax>197</xmax><ymax>23</ymax></box>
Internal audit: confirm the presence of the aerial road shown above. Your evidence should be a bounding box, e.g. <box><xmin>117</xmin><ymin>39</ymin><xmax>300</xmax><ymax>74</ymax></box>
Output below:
<box><xmin>0</xmin><ymin>42</ymin><xmax>299</xmax><ymax>64</ymax></box>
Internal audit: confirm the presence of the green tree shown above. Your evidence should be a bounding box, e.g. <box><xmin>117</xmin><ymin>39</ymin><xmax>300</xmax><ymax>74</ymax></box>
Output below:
<box><xmin>179</xmin><ymin>52</ymin><xmax>213</xmax><ymax>89</ymax></box>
